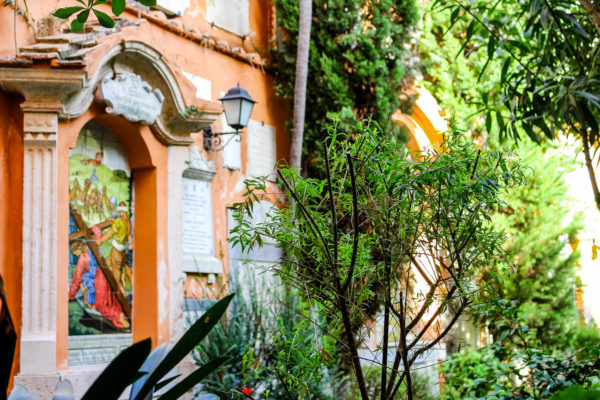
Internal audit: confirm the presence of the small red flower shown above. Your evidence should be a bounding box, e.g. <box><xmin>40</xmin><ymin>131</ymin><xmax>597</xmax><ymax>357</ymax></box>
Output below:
<box><xmin>241</xmin><ymin>387</ymin><xmax>253</xmax><ymax>396</ymax></box>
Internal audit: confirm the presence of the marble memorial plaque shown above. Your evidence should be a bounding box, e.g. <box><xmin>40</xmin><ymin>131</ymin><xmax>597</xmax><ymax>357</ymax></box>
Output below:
<box><xmin>221</xmin><ymin>114</ymin><xmax>242</xmax><ymax>170</ymax></box>
<box><xmin>247</xmin><ymin>120</ymin><xmax>276</xmax><ymax>180</ymax></box>
<box><xmin>206</xmin><ymin>0</ymin><xmax>249</xmax><ymax>37</ymax></box>
<box><xmin>182</xmin><ymin>178</ymin><xmax>214</xmax><ymax>256</ymax></box>
<box><xmin>100</xmin><ymin>73</ymin><xmax>165</xmax><ymax>125</ymax></box>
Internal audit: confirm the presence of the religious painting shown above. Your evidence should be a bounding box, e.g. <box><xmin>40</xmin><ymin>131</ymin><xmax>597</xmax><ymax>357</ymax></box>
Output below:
<box><xmin>68</xmin><ymin>121</ymin><xmax>133</xmax><ymax>336</ymax></box>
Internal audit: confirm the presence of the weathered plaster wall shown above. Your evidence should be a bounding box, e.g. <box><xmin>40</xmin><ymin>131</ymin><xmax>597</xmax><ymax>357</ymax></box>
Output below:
<box><xmin>0</xmin><ymin>91</ymin><xmax>23</xmax><ymax>390</ymax></box>
<box><xmin>0</xmin><ymin>0</ymin><xmax>274</xmax><ymax>61</ymax></box>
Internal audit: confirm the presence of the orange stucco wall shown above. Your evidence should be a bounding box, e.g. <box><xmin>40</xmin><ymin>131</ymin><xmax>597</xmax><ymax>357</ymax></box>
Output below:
<box><xmin>0</xmin><ymin>91</ymin><xmax>23</xmax><ymax>389</ymax></box>
<box><xmin>1</xmin><ymin>0</ymin><xmax>290</xmax><ymax>387</ymax></box>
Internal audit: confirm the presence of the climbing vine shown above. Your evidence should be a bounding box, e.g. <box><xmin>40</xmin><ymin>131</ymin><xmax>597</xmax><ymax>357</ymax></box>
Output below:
<box><xmin>271</xmin><ymin>0</ymin><xmax>420</xmax><ymax>177</ymax></box>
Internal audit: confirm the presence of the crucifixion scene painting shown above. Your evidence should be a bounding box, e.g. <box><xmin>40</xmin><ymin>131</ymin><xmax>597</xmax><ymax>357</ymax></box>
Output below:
<box><xmin>68</xmin><ymin>121</ymin><xmax>133</xmax><ymax>335</ymax></box>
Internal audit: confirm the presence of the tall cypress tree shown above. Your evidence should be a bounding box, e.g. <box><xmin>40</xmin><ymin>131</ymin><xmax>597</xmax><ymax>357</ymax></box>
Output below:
<box><xmin>272</xmin><ymin>0</ymin><xmax>419</xmax><ymax>177</ymax></box>
<box><xmin>490</xmin><ymin>142</ymin><xmax>582</xmax><ymax>349</ymax></box>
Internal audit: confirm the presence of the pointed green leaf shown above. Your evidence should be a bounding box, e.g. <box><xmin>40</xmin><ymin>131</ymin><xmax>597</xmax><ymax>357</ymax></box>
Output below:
<box><xmin>70</xmin><ymin>18</ymin><xmax>84</xmax><ymax>32</ymax></box>
<box><xmin>81</xmin><ymin>339</ymin><xmax>151</xmax><ymax>400</ymax></box>
<box><xmin>501</xmin><ymin>58</ymin><xmax>511</xmax><ymax>85</ymax></box>
<box><xmin>77</xmin><ymin>8</ymin><xmax>91</xmax><ymax>23</ymax></box>
<box><xmin>133</xmin><ymin>294</ymin><xmax>235</xmax><ymax>400</ymax></box>
<box><xmin>153</xmin><ymin>375</ymin><xmax>180</xmax><ymax>391</ymax></box>
<box><xmin>158</xmin><ymin>357</ymin><xmax>230</xmax><ymax>400</ymax></box>
<box><xmin>522</xmin><ymin>122</ymin><xmax>539</xmax><ymax>144</ymax></box>
<box><xmin>53</xmin><ymin>6</ymin><xmax>84</xmax><ymax>19</ymax></box>
<box><xmin>487</xmin><ymin>35</ymin><xmax>496</xmax><ymax>60</ymax></box>
<box><xmin>112</xmin><ymin>0</ymin><xmax>125</xmax><ymax>16</ymax></box>
<box><xmin>93</xmin><ymin>9</ymin><xmax>114</xmax><ymax>28</ymax></box>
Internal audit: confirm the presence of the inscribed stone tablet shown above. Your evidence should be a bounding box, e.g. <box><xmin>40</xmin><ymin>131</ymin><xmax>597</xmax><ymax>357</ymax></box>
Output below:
<box><xmin>247</xmin><ymin>120</ymin><xmax>276</xmax><ymax>180</ymax></box>
<box><xmin>206</xmin><ymin>0</ymin><xmax>249</xmax><ymax>37</ymax></box>
<box><xmin>182</xmin><ymin>178</ymin><xmax>214</xmax><ymax>255</ymax></box>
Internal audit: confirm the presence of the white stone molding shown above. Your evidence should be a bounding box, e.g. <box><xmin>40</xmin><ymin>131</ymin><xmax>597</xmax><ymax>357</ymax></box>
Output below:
<box><xmin>59</xmin><ymin>40</ymin><xmax>221</xmax><ymax>146</ymax></box>
<box><xmin>0</xmin><ymin>40</ymin><xmax>222</xmax><ymax>146</ymax></box>
<box><xmin>167</xmin><ymin>146</ymin><xmax>188</xmax><ymax>340</ymax></box>
<box><xmin>18</xmin><ymin>109</ymin><xmax>59</xmax><ymax>376</ymax></box>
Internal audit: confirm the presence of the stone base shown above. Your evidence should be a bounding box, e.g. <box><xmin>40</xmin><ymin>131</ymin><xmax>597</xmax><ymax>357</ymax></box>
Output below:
<box><xmin>15</xmin><ymin>366</ymin><xmax>131</xmax><ymax>400</ymax></box>
<box><xmin>19</xmin><ymin>336</ymin><xmax>56</xmax><ymax>374</ymax></box>
<box><xmin>14</xmin><ymin>373</ymin><xmax>59</xmax><ymax>400</ymax></box>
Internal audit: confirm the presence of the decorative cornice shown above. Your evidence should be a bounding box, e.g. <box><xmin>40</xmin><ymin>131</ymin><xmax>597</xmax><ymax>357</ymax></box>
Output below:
<box><xmin>0</xmin><ymin>36</ymin><xmax>223</xmax><ymax>146</ymax></box>
<box><xmin>0</xmin><ymin>68</ymin><xmax>86</xmax><ymax>108</ymax></box>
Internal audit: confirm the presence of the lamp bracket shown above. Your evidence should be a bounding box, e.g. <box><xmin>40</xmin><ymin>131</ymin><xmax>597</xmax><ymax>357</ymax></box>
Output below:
<box><xmin>203</xmin><ymin>127</ymin><xmax>241</xmax><ymax>151</ymax></box>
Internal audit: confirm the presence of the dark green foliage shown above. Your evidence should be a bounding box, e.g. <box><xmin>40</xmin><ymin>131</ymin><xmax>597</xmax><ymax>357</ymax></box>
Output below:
<box><xmin>193</xmin><ymin>281</ymin><xmax>345</xmax><ymax>399</ymax></box>
<box><xmin>272</xmin><ymin>0</ymin><xmax>419</xmax><ymax>176</ymax></box>
<box><xmin>442</xmin><ymin>345</ymin><xmax>600</xmax><ymax>399</ymax></box>
<box><xmin>231</xmin><ymin>120</ymin><xmax>526</xmax><ymax>399</ymax></box>
<box><xmin>442</xmin><ymin>347</ymin><xmax>513</xmax><ymax>399</ymax></box>
<box><xmin>54</xmin><ymin>0</ymin><xmax>157</xmax><ymax>31</ymax></box>
<box><xmin>132</xmin><ymin>294</ymin><xmax>234</xmax><ymax>400</ymax></box>
<box><xmin>551</xmin><ymin>385</ymin><xmax>600</xmax><ymax>400</ymax></box>
<box><xmin>436</xmin><ymin>0</ymin><xmax>600</xmax><ymax>145</ymax></box>
<box><xmin>82</xmin><ymin>339</ymin><xmax>152</xmax><ymax>400</ymax></box>
<box><xmin>488</xmin><ymin>141</ymin><xmax>583</xmax><ymax>349</ymax></box>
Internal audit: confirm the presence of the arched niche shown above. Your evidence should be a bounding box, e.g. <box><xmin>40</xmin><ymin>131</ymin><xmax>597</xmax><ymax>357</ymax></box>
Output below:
<box><xmin>65</xmin><ymin>115</ymin><xmax>165</xmax><ymax>365</ymax></box>
<box><xmin>67</xmin><ymin>120</ymin><xmax>135</xmax><ymax>365</ymax></box>
<box><xmin>60</xmin><ymin>40</ymin><xmax>222</xmax><ymax>145</ymax></box>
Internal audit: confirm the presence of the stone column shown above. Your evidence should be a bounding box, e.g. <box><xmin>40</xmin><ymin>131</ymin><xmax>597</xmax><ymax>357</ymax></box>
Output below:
<box><xmin>18</xmin><ymin>108</ymin><xmax>59</xmax><ymax>375</ymax></box>
<box><xmin>167</xmin><ymin>145</ymin><xmax>189</xmax><ymax>340</ymax></box>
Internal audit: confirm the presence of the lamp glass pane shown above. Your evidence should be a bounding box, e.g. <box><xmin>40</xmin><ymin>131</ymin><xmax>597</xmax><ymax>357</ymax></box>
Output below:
<box><xmin>239</xmin><ymin>99</ymin><xmax>255</xmax><ymax>128</ymax></box>
<box><xmin>222</xmin><ymin>98</ymin><xmax>241</xmax><ymax>127</ymax></box>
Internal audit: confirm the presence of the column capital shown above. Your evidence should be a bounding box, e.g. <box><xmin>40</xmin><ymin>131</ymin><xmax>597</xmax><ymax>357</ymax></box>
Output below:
<box><xmin>22</xmin><ymin>111</ymin><xmax>59</xmax><ymax>146</ymax></box>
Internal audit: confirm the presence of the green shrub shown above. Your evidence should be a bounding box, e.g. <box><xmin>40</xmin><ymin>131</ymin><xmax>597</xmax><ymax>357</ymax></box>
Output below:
<box><xmin>192</xmin><ymin>280</ymin><xmax>345</xmax><ymax>399</ymax></box>
<box><xmin>442</xmin><ymin>345</ymin><xmax>600</xmax><ymax>399</ymax></box>
<box><xmin>347</xmin><ymin>365</ymin><xmax>432</xmax><ymax>400</ymax></box>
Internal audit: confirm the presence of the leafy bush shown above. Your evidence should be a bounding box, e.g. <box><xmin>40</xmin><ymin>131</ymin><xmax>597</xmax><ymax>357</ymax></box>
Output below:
<box><xmin>442</xmin><ymin>345</ymin><xmax>600</xmax><ymax>399</ymax></box>
<box><xmin>347</xmin><ymin>365</ymin><xmax>433</xmax><ymax>400</ymax></box>
<box><xmin>193</xmin><ymin>280</ymin><xmax>345</xmax><ymax>399</ymax></box>
<box><xmin>442</xmin><ymin>347</ymin><xmax>513</xmax><ymax>399</ymax></box>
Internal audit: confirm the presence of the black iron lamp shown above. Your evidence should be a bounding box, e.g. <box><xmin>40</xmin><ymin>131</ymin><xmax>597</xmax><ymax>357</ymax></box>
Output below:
<box><xmin>203</xmin><ymin>83</ymin><xmax>256</xmax><ymax>151</ymax></box>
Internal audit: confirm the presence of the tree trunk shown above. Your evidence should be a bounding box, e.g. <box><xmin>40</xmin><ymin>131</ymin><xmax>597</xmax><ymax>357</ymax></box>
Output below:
<box><xmin>289</xmin><ymin>0</ymin><xmax>312</xmax><ymax>169</ymax></box>
<box><xmin>581</xmin><ymin>130</ymin><xmax>600</xmax><ymax>211</ymax></box>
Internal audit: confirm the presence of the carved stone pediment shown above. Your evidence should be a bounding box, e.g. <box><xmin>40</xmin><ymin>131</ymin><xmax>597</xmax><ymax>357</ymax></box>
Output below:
<box><xmin>0</xmin><ymin>38</ymin><xmax>222</xmax><ymax>146</ymax></box>
<box><xmin>99</xmin><ymin>73</ymin><xmax>165</xmax><ymax>125</ymax></box>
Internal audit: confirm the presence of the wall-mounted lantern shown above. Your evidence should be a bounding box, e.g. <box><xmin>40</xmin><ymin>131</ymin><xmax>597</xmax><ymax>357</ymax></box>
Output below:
<box><xmin>203</xmin><ymin>83</ymin><xmax>256</xmax><ymax>151</ymax></box>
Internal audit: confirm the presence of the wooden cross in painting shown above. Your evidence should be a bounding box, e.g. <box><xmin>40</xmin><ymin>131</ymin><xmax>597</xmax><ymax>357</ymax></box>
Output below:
<box><xmin>69</xmin><ymin>207</ymin><xmax>132</xmax><ymax>319</ymax></box>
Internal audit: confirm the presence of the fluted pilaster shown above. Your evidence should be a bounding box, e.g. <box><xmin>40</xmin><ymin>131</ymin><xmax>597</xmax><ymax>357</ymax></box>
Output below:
<box><xmin>19</xmin><ymin>110</ymin><xmax>58</xmax><ymax>374</ymax></box>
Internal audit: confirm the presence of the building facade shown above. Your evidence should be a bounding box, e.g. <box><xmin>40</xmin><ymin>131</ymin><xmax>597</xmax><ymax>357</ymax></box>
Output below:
<box><xmin>0</xmin><ymin>1</ymin><xmax>288</xmax><ymax>397</ymax></box>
